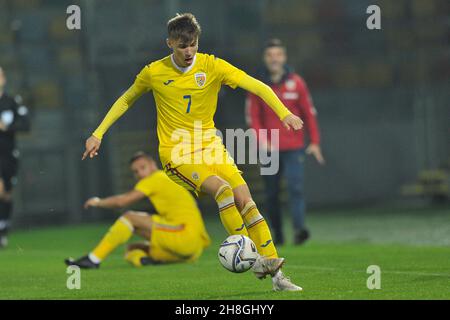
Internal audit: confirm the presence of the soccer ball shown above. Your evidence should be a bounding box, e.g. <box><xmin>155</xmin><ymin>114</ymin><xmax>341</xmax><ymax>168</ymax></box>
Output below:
<box><xmin>218</xmin><ymin>235</ymin><xmax>259</xmax><ymax>273</ymax></box>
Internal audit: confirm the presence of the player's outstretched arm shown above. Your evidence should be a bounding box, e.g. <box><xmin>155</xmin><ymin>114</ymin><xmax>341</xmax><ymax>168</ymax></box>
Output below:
<box><xmin>84</xmin><ymin>190</ymin><xmax>146</xmax><ymax>210</ymax></box>
<box><xmin>237</xmin><ymin>74</ymin><xmax>303</xmax><ymax>131</ymax></box>
<box><xmin>82</xmin><ymin>80</ymin><xmax>150</xmax><ymax>160</ymax></box>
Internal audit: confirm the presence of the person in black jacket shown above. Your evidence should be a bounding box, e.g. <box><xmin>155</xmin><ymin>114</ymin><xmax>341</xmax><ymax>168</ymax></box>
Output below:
<box><xmin>0</xmin><ymin>66</ymin><xmax>30</xmax><ymax>248</ymax></box>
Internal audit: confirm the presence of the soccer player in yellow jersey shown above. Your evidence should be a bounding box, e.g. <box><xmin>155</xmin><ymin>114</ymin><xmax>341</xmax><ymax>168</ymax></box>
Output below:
<box><xmin>65</xmin><ymin>151</ymin><xmax>210</xmax><ymax>268</ymax></box>
<box><xmin>82</xmin><ymin>13</ymin><xmax>303</xmax><ymax>291</ymax></box>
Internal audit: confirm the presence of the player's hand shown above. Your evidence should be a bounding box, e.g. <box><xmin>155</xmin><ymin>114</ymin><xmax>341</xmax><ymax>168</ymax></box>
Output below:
<box><xmin>82</xmin><ymin>135</ymin><xmax>101</xmax><ymax>160</ymax></box>
<box><xmin>306</xmin><ymin>143</ymin><xmax>325</xmax><ymax>165</ymax></box>
<box><xmin>282</xmin><ymin>114</ymin><xmax>303</xmax><ymax>131</ymax></box>
<box><xmin>84</xmin><ymin>197</ymin><xmax>101</xmax><ymax>209</ymax></box>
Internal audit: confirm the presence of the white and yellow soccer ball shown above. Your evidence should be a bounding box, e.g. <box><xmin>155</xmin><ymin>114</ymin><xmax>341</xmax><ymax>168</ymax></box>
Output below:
<box><xmin>218</xmin><ymin>235</ymin><xmax>259</xmax><ymax>273</ymax></box>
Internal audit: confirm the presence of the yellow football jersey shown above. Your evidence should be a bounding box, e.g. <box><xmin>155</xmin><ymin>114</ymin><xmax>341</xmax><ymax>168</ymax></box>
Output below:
<box><xmin>92</xmin><ymin>52</ymin><xmax>292</xmax><ymax>160</ymax></box>
<box><xmin>134</xmin><ymin>53</ymin><xmax>246</xmax><ymax>158</ymax></box>
<box><xmin>134</xmin><ymin>170</ymin><xmax>211</xmax><ymax>250</ymax></box>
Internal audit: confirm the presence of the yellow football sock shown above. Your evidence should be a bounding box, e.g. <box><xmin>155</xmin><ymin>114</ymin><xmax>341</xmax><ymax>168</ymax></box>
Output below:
<box><xmin>241</xmin><ymin>201</ymin><xmax>278</xmax><ymax>258</ymax></box>
<box><xmin>215</xmin><ymin>185</ymin><xmax>248</xmax><ymax>236</ymax></box>
<box><xmin>124</xmin><ymin>249</ymin><xmax>148</xmax><ymax>267</ymax></box>
<box><xmin>91</xmin><ymin>217</ymin><xmax>134</xmax><ymax>261</ymax></box>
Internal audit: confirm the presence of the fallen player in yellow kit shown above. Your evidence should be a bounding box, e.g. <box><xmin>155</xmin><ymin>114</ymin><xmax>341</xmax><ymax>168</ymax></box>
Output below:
<box><xmin>65</xmin><ymin>151</ymin><xmax>210</xmax><ymax>268</ymax></box>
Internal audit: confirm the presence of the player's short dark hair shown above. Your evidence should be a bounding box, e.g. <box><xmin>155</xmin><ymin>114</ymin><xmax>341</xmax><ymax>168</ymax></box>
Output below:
<box><xmin>167</xmin><ymin>13</ymin><xmax>201</xmax><ymax>43</ymax></box>
<box><xmin>129</xmin><ymin>151</ymin><xmax>154</xmax><ymax>165</ymax></box>
<box><xmin>264</xmin><ymin>38</ymin><xmax>285</xmax><ymax>50</ymax></box>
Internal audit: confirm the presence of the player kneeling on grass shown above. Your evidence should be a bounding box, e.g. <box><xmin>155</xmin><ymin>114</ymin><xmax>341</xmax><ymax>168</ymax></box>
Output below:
<box><xmin>65</xmin><ymin>151</ymin><xmax>211</xmax><ymax>268</ymax></box>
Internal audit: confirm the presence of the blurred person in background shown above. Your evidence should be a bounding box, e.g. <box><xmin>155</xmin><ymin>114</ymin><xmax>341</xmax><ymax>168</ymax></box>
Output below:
<box><xmin>246</xmin><ymin>39</ymin><xmax>324</xmax><ymax>246</ymax></box>
<box><xmin>0</xmin><ymin>66</ymin><xmax>30</xmax><ymax>248</ymax></box>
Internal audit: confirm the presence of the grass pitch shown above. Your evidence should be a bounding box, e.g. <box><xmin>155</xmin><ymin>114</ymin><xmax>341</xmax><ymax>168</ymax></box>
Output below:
<box><xmin>0</xmin><ymin>206</ymin><xmax>449</xmax><ymax>299</ymax></box>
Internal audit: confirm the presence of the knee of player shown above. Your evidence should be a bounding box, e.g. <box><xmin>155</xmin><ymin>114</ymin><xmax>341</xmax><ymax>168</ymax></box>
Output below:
<box><xmin>121</xmin><ymin>211</ymin><xmax>138</xmax><ymax>227</ymax></box>
<box><xmin>202</xmin><ymin>175</ymin><xmax>231</xmax><ymax>197</ymax></box>
<box><xmin>214</xmin><ymin>183</ymin><xmax>234</xmax><ymax>201</ymax></box>
<box><xmin>121</xmin><ymin>211</ymin><xmax>134</xmax><ymax>220</ymax></box>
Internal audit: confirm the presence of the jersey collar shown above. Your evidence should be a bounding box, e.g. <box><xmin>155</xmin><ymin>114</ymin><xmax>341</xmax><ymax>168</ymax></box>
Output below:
<box><xmin>170</xmin><ymin>54</ymin><xmax>197</xmax><ymax>73</ymax></box>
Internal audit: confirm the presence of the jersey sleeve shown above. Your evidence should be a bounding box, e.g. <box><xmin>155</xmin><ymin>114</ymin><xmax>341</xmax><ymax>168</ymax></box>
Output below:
<box><xmin>245</xmin><ymin>93</ymin><xmax>268</xmax><ymax>147</ymax></box>
<box><xmin>245</xmin><ymin>93</ymin><xmax>266</xmax><ymax>132</ymax></box>
<box><xmin>238</xmin><ymin>74</ymin><xmax>292</xmax><ymax>121</ymax></box>
<box><xmin>134</xmin><ymin>64</ymin><xmax>153</xmax><ymax>91</ymax></box>
<box><xmin>214</xmin><ymin>58</ymin><xmax>246</xmax><ymax>89</ymax></box>
<box><xmin>134</xmin><ymin>176</ymin><xmax>154</xmax><ymax>197</ymax></box>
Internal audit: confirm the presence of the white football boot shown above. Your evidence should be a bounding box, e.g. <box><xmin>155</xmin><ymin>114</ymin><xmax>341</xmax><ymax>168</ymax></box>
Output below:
<box><xmin>252</xmin><ymin>255</ymin><xmax>285</xmax><ymax>279</ymax></box>
<box><xmin>272</xmin><ymin>270</ymin><xmax>303</xmax><ymax>292</ymax></box>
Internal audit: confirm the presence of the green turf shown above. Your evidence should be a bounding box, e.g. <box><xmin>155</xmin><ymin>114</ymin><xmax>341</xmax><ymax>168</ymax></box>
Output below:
<box><xmin>0</xmin><ymin>206</ymin><xmax>449</xmax><ymax>299</ymax></box>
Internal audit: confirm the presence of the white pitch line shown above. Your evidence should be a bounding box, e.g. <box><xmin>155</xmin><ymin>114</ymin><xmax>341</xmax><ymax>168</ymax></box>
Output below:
<box><xmin>202</xmin><ymin>261</ymin><xmax>450</xmax><ymax>277</ymax></box>
<box><xmin>286</xmin><ymin>265</ymin><xmax>450</xmax><ymax>278</ymax></box>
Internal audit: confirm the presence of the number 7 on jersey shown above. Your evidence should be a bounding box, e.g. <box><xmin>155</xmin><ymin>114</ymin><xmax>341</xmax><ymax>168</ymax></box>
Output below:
<box><xmin>183</xmin><ymin>95</ymin><xmax>192</xmax><ymax>113</ymax></box>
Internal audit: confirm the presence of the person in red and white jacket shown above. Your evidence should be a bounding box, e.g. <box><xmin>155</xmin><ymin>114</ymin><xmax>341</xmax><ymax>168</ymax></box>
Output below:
<box><xmin>246</xmin><ymin>39</ymin><xmax>324</xmax><ymax>245</ymax></box>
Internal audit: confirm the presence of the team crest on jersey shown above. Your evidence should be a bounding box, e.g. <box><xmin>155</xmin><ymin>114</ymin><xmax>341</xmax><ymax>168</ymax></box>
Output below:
<box><xmin>194</xmin><ymin>72</ymin><xmax>206</xmax><ymax>87</ymax></box>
